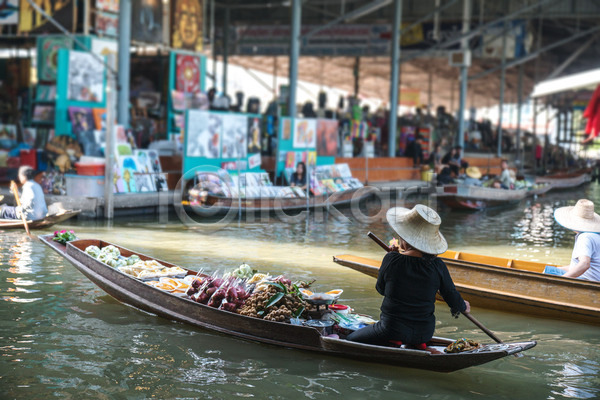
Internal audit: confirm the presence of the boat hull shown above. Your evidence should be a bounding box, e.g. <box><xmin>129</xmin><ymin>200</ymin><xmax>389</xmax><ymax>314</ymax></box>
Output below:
<box><xmin>39</xmin><ymin>236</ymin><xmax>535</xmax><ymax>372</ymax></box>
<box><xmin>0</xmin><ymin>210</ymin><xmax>80</xmax><ymax>229</ymax></box>
<box><xmin>535</xmin><ymin>173</ymin><xmax>590</xmax><ymax>191</ymax></box>
<box><xmin>436</xmin><ymin>185</ymin><xmax>527</xmax><ymax>210</ymax></box>
<box><xmin>333</xmin><ymin>252</ymin><xmax>600</xmax><ymax>325</ymax></box>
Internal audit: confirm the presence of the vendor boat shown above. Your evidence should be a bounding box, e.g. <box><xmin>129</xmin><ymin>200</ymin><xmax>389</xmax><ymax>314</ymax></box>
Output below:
<box><xmin>333</xmin><ymin>250</ymin><xmax>600</xmax><ymax>325</ymax></box>
<box><xmin>39</xmin><ymin>235</ymin><xmax>535</xmax><ymax>372</ymax></box>
<box><xmin>435</xmin><ymin>185</ymin><xmax>528</xmax><ymax>211</ymax></box>
<box><xmin>0</xmin><ymin>209</ymin><xmax>80</xmax><ymax>229</ymax></box>
<box><xmin>535</xmin><ymin>172</ymin><xmax>590</xmax><ymax>191</ymax></box>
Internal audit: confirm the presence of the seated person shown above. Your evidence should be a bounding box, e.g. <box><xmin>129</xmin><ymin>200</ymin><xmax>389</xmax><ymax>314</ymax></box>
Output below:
<box><xmin>544</xmin><ymin>199</ymin><xmax>600</xmax><ymax>281</ymax></box>
<box><xmin>442</xmin><ymin>146</ymin><xmax>468</xmax><ymax>176</ymax></box>
<box><xmin>462</xmin><ymin>166</ymin><xmax>482</xmax><ymax>186</ymax></box>
<box><xmin>499</xmin><ymin>159</ymin><xmax>515</xmax><ymax>189</ymax></box>
<box><xmin>436</xmin><ymin>167</ymin><xmax>455</xmax><ymax>186</ymax></box>
<box><xmin>289</xmin><ymin>161</ymin><xmax>307</xmax><ymax>190</ymax></box>
<box><xmin>0</xmin><ymin>166</ymin><xmax>48</xmax><ymax>220</ymax></box>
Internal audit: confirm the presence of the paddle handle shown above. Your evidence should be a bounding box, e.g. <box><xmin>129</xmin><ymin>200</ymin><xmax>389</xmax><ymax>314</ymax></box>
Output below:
<box><xmin>10</xmin><ymin>180</ymin><xmax>31</xmax><ymax>236</ymax></box>
<box><xmin>461</xmin><ymin>312</ymin><xmax>503</xmax><ymax>344</ymax></box>
<box><xmin>367</xmin><ymin>232</ymin><xmax>391</xmax><ymax>252</ymax></box>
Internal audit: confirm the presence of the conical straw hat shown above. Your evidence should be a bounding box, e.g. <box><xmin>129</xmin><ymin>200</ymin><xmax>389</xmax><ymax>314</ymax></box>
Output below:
<box><xmin>466</xmin><ymin>166</ymin><xmax>482</xmax><ymax>179</ymax></box>
<box><xmin>386</xmin><ymin>204</ymin><xmax>448</xmax><ymax>255</ymax></box>
<box><xmin>554</xmin><ymin>199</ymin><xmax>600</xmax><ymax>233</ymax></box>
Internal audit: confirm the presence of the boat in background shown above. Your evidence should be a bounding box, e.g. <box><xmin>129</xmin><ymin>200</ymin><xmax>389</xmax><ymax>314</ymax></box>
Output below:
<box><xmin>39</xmin><ymin>235</ymin><xmax>535</xmax><ymax>372</ymax></box>
<box><xmin>535</xmin><ymin>171</ymin><xmax>590</xmax><ymax>191</ymax></box>
<box><xmin>0</xmin><ymin>209</ymin><xmax>80</xmax><ymax>229</ymax></box>
<box><xmin>333</xmin><ymin>250</ymin><xmax>600</xmax><ymax>325</ymax></box>
<box><xmin>435</xmin><ymin>185</ymin><xmax>528</xmax><ymax>210</ymax></box>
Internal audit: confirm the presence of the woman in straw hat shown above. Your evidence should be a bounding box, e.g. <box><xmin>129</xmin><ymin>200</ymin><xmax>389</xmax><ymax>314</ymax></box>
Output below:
<box><xmin>546</xmin><ymin>199</ymin><xmax>600</xmax><ymax>281</ymax></box>
<box><xmin>347</xmin><ymin>204</ymin><xmax>470</xmax><ymax>349</ymax></box>
<box><xmin>463</xmin><ymin>166</ymin><xmax>483</xmax><ymax>186</ymax></box>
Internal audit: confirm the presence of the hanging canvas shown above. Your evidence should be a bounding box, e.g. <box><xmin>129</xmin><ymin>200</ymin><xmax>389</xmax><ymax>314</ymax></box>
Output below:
<box><xmin>292</xmin><ymin>118</ymin><xmax>317</xmax><ymax>149</ymax></box>
<box><xmin>22</xmin><ymin>128</ymin><xmax>37</xmax><ymax>147</ymax></box>
<box><xmin>282</xmin><ymin>118</ymin><xmax>291</xmax><ymax>140</ymax></box>
<box><xmin>67</xmin><ymin>51</ymin><xmax>105</xmax><ymax>103</ymax></box>
<box><xmin>221</xmin><ymin>114</ymin><xmax>247</xmax><ymax>159</ymax></box>
<box><xmin>92</xmin><ymin>108</ymin><xmax>107</xmax><ymax>130</ymax></box>
<box><xmin>32</xmin><ymin>105</ymin><xmax>55</xmax><ymax>122</ymax></box>
<box><xmin>36</xmin><ymin>85</ymin><xmax>57</xmax><ymax>101</ymax></box>
<box><xmin>91</xmin><ymin>37</ymin><xmax>118</xmax><ymax>60</ymax></box>
<box><xmin>247</xmin><ymin>117</ymin><xmax>261</xmax><ymax>155</ymax></box>
<box><xmin>97</xmin><ymin>0</ymin><xmax>119</xmax><ymax>12</ymax></box>
<box><xmin>96</xmin><ymin>11</ymin><xmax>118</xmax><ymax>36</ymax></box>
<box><xmin>171</xmin><ymin>0</ymin><xmax>203</xmax><ymax>52</ymax></box>
<box><xmin>0</xmin><ymin>0</ymin><xmax>18</xmax><ymax>25</ymax></box>
<box><xmin>131</xmin><ymin>0</ymin><xmax>164</xmax><ymax>44</ymax></box>
<box><xmin>316</xmin><ymin>119</ymin><xmax>339</xmax><ymax>156</ymax></box>
<box><xmin>176</xmin><ymin>54</ymin><xmax>201</xmax><ymax>93</ymax></box>
<box><xmin>38</xmin><ymin>37</ymin><xmax>73</xmax><ymax>82</ymax></box>
<box><xmin>132</xmin><ymin>150</ymin><xmax>156</xmax><ymax>192</ymax></box>
<box><xmin>186</xmin><ymin>110</ymin><xmax>221</xmax><ymax>158</ymax></box>
<box><xmin>0</xmin><ymin>125</ymin><xmax>17</xmax><ymax>149</ymax></box>
<box><xmin>19</xmin><ymin>0</ymin><xmax>75</xmax><ymax>33</ymax></box>
<box><xmin>69</xmin><ymin>107</ymin><xmax>102</xmax><ymax>156</ymax></box>
<box><xmin>146</xmin><ymin>149</ymin><xmax>168</xmax><ymax>191</ymax></box>
<box><xmin>119</xmin><ymin>155</ymin><xmax>139</xmax><ymax>193</ymax></box>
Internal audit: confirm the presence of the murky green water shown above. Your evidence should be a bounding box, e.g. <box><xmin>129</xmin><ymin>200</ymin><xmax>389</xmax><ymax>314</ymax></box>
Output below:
<box><xmin>1</xmin><ymin>185</ymin><xmax>600</xmax><ymax>399</ymax></box>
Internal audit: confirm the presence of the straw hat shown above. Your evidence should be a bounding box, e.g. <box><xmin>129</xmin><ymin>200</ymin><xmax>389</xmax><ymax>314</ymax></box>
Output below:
<box><xmin>466</xmin><ymin>166</ymin><xmax>482</xmax><ymax>179</ymax></box>
<box><xmin>554</xmin><ymin>199</ymin><xmax>600</xmax><ymax>233</ymax></box>
<box><xmin>386</xmin><ymin>204</ymin><xmax>448</xmax><ymax>255</ymax></box>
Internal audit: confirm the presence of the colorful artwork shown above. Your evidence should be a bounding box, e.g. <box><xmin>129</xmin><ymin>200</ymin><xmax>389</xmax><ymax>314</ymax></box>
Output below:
<box><xmin>69</xmin><ymin>107</ymin><xmax>101</xmax><ymax>156</ymax></box>
<box><xmin>317</xmin><ymin>119</ymin><xmax>339</xmax><ymax>156</ymax></box>
<box><xmin>32</xmin><ymin>105</ymin><xmax>55</xmax><ymax>122</ymax></box>
<box><xmin>131</xmin><ymin>0</ymin><xmax>164</xmax><ymax>44</ymax></box>
<box><xmin>133</xmin><ymin>150</ymin><xmax>156</xmax><ymax>192</ymax></box>
<box><xmin>221</xmin><ymin>114</ymin><xmax>247</xmax><ymax>159</ymax></box>
<box><xmin>38</xmin><ymin>36</ymin><xmax>73</xmax><ymax>82</ymax></box>
<box><xmin>186</xmin><ymin>110</ymin><xmax>220</xmax><ymax>158</ymax></box>
<box><xmin>119</xmin><ymin>155</ymin><xmax>139</xmax><ymax>193</ymax></box>
<box><xmin>22</xmin><ymin>128</ymin><xmax>36</xmax><ymax>147</ymax></box>
<box><xmin>282</xmin><ymin>118</ymin><xmax>291</xmax><ymax>140</ymax></box>
<box><xmin>96</xmin><ymin>11</ymin><xmax>118</xmax><ymax>36</ymax></box>
<box><xmin>292</xmin><ymin>118</ymin><xmax>317</xmax><ymax>149</ymax></box>
<box><xmin>0</xmin><ymin>0</ymin><xmax>18</xmax><ymax>25</ymax></box>
<box><xmin>171</xmin><ymin>0</ymin><xmax>203</xmax><ymax>52</ymax></box>
<box><xmin>36</xmin><ymin>84</ymin><xmax>57</xmax><ymax>101</ymax></box>
<box><xmin>91</xmin><ymin>37</ymin><xmax>117</xmax><ymax>60</ymax></box>
<box><xmin>247</xmin><ymin>117</ymin><xmax>261</xmax><ymax>154</ymax></box>
<box><xmin>248</xmin><ymin>153</ymin><xmax>261</xmax><ymax>169</ymax></box>
<box><xmin>92</xmin><ymin>108</ymin><xmax>107</xmax><ymax>130</ymax></box>
<box><xmin>97</xmin><ymin>0</ymin><xmax>119</xmax><ymax>12</ymax></box>
<box><xmin>0</xmin><ymin>125</ymin><xmax>17</xmax><ymax>149</ymax></box>
<box><xmin>19</xmin><ymin>0</ymin><xmax>75</xmax><ymax>33</ymax></box>
<box><xmin>147</xmin><ymin>149</ymin><xmax>168</xmax><ymax>191</ymax></box>
<box><xmin>67</xmin><ymin>51</ymin><xmax>105</xmax><ymax>103</ymax></box>
<box><xmin>171</xmin><ymin>90</ymin><xmax>187</xmax><ymax>110</ymax></box>
<box><xmin>176</xmin><ymin>55</ymin><xmax>201</xmax><ymax>93</ymax></box>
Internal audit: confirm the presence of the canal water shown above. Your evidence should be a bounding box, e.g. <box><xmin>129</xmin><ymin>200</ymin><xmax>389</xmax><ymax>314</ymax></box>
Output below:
<box><xmin>1</xmin><ymin>185</ymin><xmax>600</xmax><ymax>399</ymax></box>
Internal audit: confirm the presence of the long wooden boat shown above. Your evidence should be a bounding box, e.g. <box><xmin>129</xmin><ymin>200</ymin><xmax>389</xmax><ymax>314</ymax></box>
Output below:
<box><xmin>39</xmin><ymin>235</ymin><xmax>535</xmax><ymax>372</ymax></box>
<box><xmin>0</xmin><ymin>209</ymin><xmax>80</xmax><ymax>229</ymax></box>
<box><xmin>535</xmin><ymin>172</ymin><xmax>590</xmax><ymax>190</ymax></box>
<box><xmin>184</xmin><ymin>187</ymin><xmax>374</xmax><ymax>216</ymax></box>
<box><xmin>526</xmin><ymin>182</ymin><xmax>553</xmax><ymax>197</ymax></box>
<box><xmin>333</xmin><ymin>250</ymin><xmax>600</xmax><ymax>325</ymax></box>
<box><xmin>435</xmin><ymin>185</ymin><xmax>528</xmax><ymax>210</ymax></box>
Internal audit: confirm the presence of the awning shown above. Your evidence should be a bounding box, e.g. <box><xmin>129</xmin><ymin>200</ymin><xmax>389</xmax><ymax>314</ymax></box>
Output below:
<box><xmin>531</xmin><ymin>68</ymin><xmax>600</xmax><ymax>98</ymax></box>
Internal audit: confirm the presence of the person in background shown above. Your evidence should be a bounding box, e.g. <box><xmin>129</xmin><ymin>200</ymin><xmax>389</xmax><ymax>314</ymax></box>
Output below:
<box><xmin>499</xmin><ymin>159</ymin><xmax>515</xmax><ymax>189</ymax></box>
<box><xmin>347</xmin><ymin>205</ymin><xmax>470</xmax><ymax>349</ymax></box>
<box><xmin>463</xmin><ymin>166</ymin><xmax>482</xmax><ymax>186</ymax></box>
<box><xmin>544</xmin><ymin>199</ymin><xmax>600</xmax><ymax>281</ymax></box>
<box><xmin>289</xmin><ymin>161</ymin><xmax>307</xmax><ymax>190</ymax></box>
<box><xmin>428</xmin><ymin>143</ymin><xmax>443</xmax><ymax>172</ymax></box>
<box><xmin>442</xmin><ymin>146</ymin><xmax>468</xmax><ymax>176</ymax></box>
<box><xmin>405</xmin><ymin>136</ymin><xmax>424</xmax><ymax>167</ymax></box>
<box><xmin>0</xmin><ymin>166</ymin><xmax>48</xmax><ymax>220</ymax></box>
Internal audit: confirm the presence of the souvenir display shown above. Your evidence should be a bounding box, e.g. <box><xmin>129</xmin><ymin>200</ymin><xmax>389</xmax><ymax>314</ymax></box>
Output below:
<box><xmin>293</xmin><ymin>118</ymin><xmax>317</xmax><ymax>149</ymax></box>
<box><xmin>67</xmin><ymin>50</ymin><xmax>105</xmax><ymax>103</ymax></box>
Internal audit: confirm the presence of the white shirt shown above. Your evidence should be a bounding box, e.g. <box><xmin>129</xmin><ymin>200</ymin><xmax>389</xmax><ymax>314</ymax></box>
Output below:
<box><xmin>500</xmin><ymin>169</ymin><xmax>514</xmax><ymax>188</ymax></box>
<box><xmin>570</xmin><ymin>232</ymin><xmax>600</xmax><ymax>281</ymax></box>
<box><xmin>18</xmin><ymin>181</ymin><xmax>48</xmax><ymax>220</ymax></box>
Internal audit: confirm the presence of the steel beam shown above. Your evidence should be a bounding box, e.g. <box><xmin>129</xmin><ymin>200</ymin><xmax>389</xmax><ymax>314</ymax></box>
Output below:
<box><xmin>457</xmin><ymin>0</ymin><xmax>472</xmax><ymax>150</ymax></box>
<box><xmin>516</xmin><ymin>64</ymin><xmax>523</xmax><ymax>171</ymax></box>
<box><xmin>289</xmin><ymin>0</ymin><xmax>302</xmax><ymax>118</ymax></box>
<box><xmin>388</xmin><ymin>0</ymin><xmax>402</xmax><ymax>157</ymax></box>
<box><xmin>545</xmin><ymin>32</ymin><xmax>600</xmax><ymax>80</ymax></box>
<box><xmin>118</xmin><ymin>0</ymin><xmax>132</xmax><ymax>126</ymax></box>
<box><xmin>497</xmin><ymin>20</ymin><xmax>507</xmax><ymax>158</ymax></box>
<box><xmin>223</xmin><ymin>7</ymin><xmax>230</xmax><ymax>95</ymax></box>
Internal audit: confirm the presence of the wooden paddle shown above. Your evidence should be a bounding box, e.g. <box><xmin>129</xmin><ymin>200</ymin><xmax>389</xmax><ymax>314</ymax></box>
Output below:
<box><xmin>367</xmin><ymin>231</ymin><xmax>507</xmax><ymax>346</ymax></box>
<box><xmin>10</xmin><ymin>180</ymin><xmax>31</xmax><ymax>237</ymax></box>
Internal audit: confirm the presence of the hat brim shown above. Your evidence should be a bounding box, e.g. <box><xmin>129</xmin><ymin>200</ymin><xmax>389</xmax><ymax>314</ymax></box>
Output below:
<box><xmin>386</xmin><ymin>207</ymin><xmax>448</xmax><ymax>255</ymax></box>
<box><xmin>554</xmin><ymin>206</ymin><xmax>600</xmax><ymax>233</ymax></box>
<box><xmin>466</xmin><ymin>171</ymin><xmax>482</xmax><ymax>179</ymax></box>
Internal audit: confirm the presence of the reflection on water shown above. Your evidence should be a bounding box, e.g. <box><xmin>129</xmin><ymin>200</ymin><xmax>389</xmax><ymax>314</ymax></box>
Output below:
<box><xmin>1</xmin><ymin>185</ymin><xmax>600</xmax><ymax>398</ymax></box>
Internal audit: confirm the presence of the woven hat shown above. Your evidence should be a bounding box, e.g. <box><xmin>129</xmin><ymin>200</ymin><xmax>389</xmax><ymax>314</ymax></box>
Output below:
<box><xmin>466</xmin><ymin>166</ymin><xmax>482</xmax><ymax>179</ymax></box>
<box><xmin>554</xmin><ymin>199</ymin><xmax>600</xmax><ymax>233</ymax></box>
<box><xmin>386</xmin><ymin>204</ymin><xmax>448</xmax><ymax>255</ymax></box>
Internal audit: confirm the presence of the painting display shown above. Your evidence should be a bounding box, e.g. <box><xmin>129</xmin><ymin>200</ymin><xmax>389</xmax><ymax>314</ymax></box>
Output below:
<box><xmin>0</xmin><ymin>125</ymin><xmax>17</xmax><ymax>149</ymax></box>
<box><xmin>38</xmin><ymin>36</ymin><xmax>73</xmax><ymax>82</ymax></box>
<box><xmin>132</xmin><ymin>150</ymin><xmax>156</xmax><ymax>192</ymax></box>
<box><xmin>131</xmin><ymin>0</ymin><xmax>164</xmax><ymax>44</ymax></box>
<box><xmin>0</xmin><ymin>0</ymin><xmax>18</xmax><ymax>25</ymax></box>
<box><xmin>97</xmin><ymin>0</ymin><xmax>119</xmax><ymax>12</ymax></box>
<box><xmin>117</xmin><ymin>155</ymin><xmax>139</xmax><ymax>193</ymax></box>
<box><xmin>96</xmin><ymin>11</ymin><xmax>118</xmax><ymax>36</ymax></box>
<box><xmin>92</xmin><ymin>108</ymin><xmax>107</xmax><ymax>130</ymax></box>
<box><xmin>22</xmin><ymin>128</ymin><xmax>37</xmax><ymax>147</ymax></box>
<box><xmin>248</xmin><ymin>153</ymin><xmax>261</xmax><ymax>169</ymax></box>
<box><xmin>171</xmin><ymin>0</ymin><xmax>203</xmax><ymax>52</ymax></box>
<box><xmin>186</xmin><ymin>110</ymin><xmax>220</xmax><ymax>158</ymax></box>
<box><xmin>316</xmin><ymin>119</ymin><xmax>339</xmax><ymax>156</ymax></box>
<box><xmin>176</xmin><ymin>54</ymin><xmax>201</xmax><ymax>93</ymax></box>
<box><xmin>67</xmin><ymin>51</ymin><xmax>105</xmax><ymax>103</ymax></box>
<box><xmin>292</xmin><ymin>118</ymin><xmax>317</xmax><ymax>149</ymax></box>
<box><xmin>19</xmin><ymin>0</ymin><xmax>75</xmax><ymax>33</ymax></box>
<box><xmin>146</xmin><ymin>149</ymin><xmax>168</xmax><ymax>191</ymax></box>
<box><xmin>69</xmin><ymin>107</ymin><xmax>102</xmax><ymax>156</ymax></box>
<box><xmin>32</xmin><ymin>105</ymin><xmax>55</xmax><ymax>122</ymax></box>
<box><xmin>91</xmin><ymin>37</ymin><xmax>118</xmax><ymax>60</ymax></box>
<box><xmin>221</xmin><ymin>114</ymin><xmax>247</xmax><ymax>159</ymax></box>
<box><xmin>247</xmin><ymin>117</ymin><xmax>261</xmax><ymax>154</ymax></box>
<box><xmin>36</xmin><ymin>85</ymin><xmax>57</xmax><ymax>101</ymax></box>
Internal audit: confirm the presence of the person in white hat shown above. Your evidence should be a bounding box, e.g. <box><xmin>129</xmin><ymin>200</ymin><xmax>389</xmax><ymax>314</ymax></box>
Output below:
<box><xmin>347</xmin><ymin>204</ymin><xmax>470</xmax><ymax>349</ymax></box>
<box><xmin>548</xmin><ymin>199</ymin><xmax>600</xmax><ymax>281</ymax></box>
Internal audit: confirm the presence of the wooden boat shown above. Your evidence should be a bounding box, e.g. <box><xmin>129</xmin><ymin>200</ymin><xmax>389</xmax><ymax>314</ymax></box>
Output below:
<box><xmin>526</xmin><ymin>182</ymin><xmax>553</xmax><ymax>197</ymax></box>
<box><xmin>184</xmin><ymin>187</ymin><xmax>374</xmax><ymax>216</ymax></box>
<box><xmin>333</xmin><ymin>250</ymin><xmax>600</xmax><ymax>325</ymax></box>
<box><xmin>0</xmin><ymin>209</ymin><xmax>80</xmax><ymax>229</ymax></box>
<box><xmin>435</xmin><ymin>185</ymin><xmax>528</xmax><ymax>210</ymax></box>
<box><xmin>39</xmin><ymin>235</ymin><xmax>535</xmax><ymax>372</ymax></box>
<box><xmin>535</xmin><ymin>172</ymin><xmax>590</xmax><ymax>190</ymax></box>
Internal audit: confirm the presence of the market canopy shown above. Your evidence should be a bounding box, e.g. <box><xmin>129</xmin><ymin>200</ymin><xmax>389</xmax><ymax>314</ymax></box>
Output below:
<box><xmin>531</xmin><ymin>67</ymin><xmax>600</xmax><ymax>98</ymax></box>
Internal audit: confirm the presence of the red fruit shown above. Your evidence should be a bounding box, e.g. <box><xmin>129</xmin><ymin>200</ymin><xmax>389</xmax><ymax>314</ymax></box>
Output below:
<box><xmin>191</xmin><ymin>279</ymin><xmax>201</xmax><ymax>289</ymax></box>
<box><xmin>212</xmin><ymin>278</ymin><xmax>224</xmax><ymax>288</ymax></box>
<box><xmin>206</xmin><ymin>287</ymin><xmax>217</xmax><ymax>296</ymax></box>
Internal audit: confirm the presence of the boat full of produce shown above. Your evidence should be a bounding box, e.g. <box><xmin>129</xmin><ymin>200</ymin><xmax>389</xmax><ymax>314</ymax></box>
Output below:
<box><xmin>40</xmin><ymin>235</ymin><xmax>536</xmax><ymax>372</ymax></box>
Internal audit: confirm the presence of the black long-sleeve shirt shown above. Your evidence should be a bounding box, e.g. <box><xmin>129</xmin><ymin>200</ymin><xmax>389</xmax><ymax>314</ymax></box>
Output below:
<box><xmin>376</xmin><ymin>252</ymin><xmax>466</xmax><ymax>326</ymax></box>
